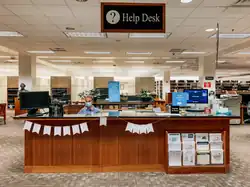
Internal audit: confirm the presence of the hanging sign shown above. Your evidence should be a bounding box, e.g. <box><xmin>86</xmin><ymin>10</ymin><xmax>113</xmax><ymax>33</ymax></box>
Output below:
<box><xmin>205</xmin><ymin>76</ymin><xmax>214</xmax><ymax>81</ymax></box>
<box><xmin>101</xmin><ymin>3</ymin><xmax>166</xmax><ymax>33</ymax></box>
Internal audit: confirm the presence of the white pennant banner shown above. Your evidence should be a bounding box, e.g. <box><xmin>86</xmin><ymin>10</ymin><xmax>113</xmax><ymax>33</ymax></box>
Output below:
<box><xmin>32</xmin><ymin>123</ymin><xmax>41</xmax><ymax>134</ymax></box>
<box><xmin>23</xmin><ymin>121</ymin><xmax>33</xmax><ymax>131</ymax></box>
<box><xmin>63</xmin><ymin>126</ymin><xmax>71</xmax><ymax>136</ymax></box>
<box><xmin>54</xmin><ymin>126</ymin><xmax>62</xmax><ymax>136</ymax></box>
<box><xmin>72</xmin><ymin>124</ymin><xmax>80</xmax><ymax>135</ymax></box>
<box><xmin>80</xmin><ymin>122</ymin><xmax>89</xmax><ymax>133</ymax></box>
<box><xmin>125</xmin><ymin>123</ymin><xmax>154</xmax><ymax>134</ymax></box>
<box><xmin>43</xmin><ymin>126</ymin><xmax>51</xmax><ymax>135</ymax></box>
<box><xmin>99</xmin><ymin>117</ymin><xmax>107</xmax><ymax>126</ymax></box>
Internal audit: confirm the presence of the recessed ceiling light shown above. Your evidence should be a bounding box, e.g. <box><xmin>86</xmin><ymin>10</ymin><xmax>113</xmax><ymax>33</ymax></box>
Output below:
<box><xmin>129</xmin><ymin>33</ymin><xmax>172</xmax><ymax>39</ymax></box>
<box><xmin>210</xmin><ymin>33</ymin><xmax>250</xmax><ymax>39</ymax></box>
<box><xmin>50</xmin><ymin>60</ymin><xmax>72</xmax><ymax>62</ymax></box>
<box><xmin>0</xmin><ymin>56</ymin><xmax>11</xmax><ymax>58</ymax></box>
<box><xmin>181</xmin><ymin>51</ymin><xmax>206</xmax><ymax>54</ymax></box>
<box><xmin>181</xmin><ymin>0</ymin><xmax>192</xmax><ymax>3</ymax></box>
<box><xmin>126</xmin><ymin>52</ymin><xmax>152</xmax><ymax>55</ymax></box>
<box><xmin>124</xmin><ymin>61</ymin><xmax>144</xmax><ymax>64</ymax></box>
<box><xmin>92</xmin><ymin>60</ymin><xmax>114</xmax><ymax>63</ymax></box>
<box><xmin>84</xmin><ymin>51</ymin><xmax>111</xmax><ymax>55</ymax></box>
<box><xmin>237</xmin><ymin>52</ymin><xmax>250</xmax><ymax>55</ymax></box>
<box><xmin>6</xmin><ymin>59</ymin><xmax>18</xmax><ymax>62</ymax></box>
<box><xmin>64</xmin><ymin>32</ymin><xmax>107</xmax><ymax>38</ymax></box>
<box><xmin>166</xmin><ymin>60</ymin><xmax>185</xmax><ymax>63</ymax></box>
<box><xmin>205</xmin><ymin>28</ymin><xmax>215</xmax><ymax>32</ymax></box>
<box><xmin>0</xmin><ymin>31</ymin><xmax>23</xmax><ymax>37</ymax></box>
<box><xmin>27</xmin><ymin>50</ymin><xmax>55</xmax><ymax>54</ymax></box>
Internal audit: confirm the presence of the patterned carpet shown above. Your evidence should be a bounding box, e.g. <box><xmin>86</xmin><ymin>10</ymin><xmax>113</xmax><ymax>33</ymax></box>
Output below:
<box><xmin>1</xmin><ymin>111</ymin><xmax>250</xmax><ymax>187</ymax></box>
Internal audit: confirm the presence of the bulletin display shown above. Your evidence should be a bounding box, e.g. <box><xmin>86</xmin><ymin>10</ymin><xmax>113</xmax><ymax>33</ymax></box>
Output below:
<box><xmin>165</xmin><ymin>131</ymin><xmax>227</xmax><ymax>174</ymax></box>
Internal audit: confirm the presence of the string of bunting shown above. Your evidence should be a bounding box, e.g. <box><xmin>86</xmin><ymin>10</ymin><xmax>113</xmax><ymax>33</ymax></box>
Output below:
<box><xmin>23</xmin><ymin>116</ymin><xmax>167</xmax><ymax>136</ymax></box>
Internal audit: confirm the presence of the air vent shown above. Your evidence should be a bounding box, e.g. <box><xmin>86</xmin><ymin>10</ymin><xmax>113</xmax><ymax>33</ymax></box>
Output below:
<box><xmin>49</xmin><ymin>48</ymin><xmax>66</xmax><ymax>52</ymax></box>
<box><xmin>169</xmin><ymin>49</ymin><xmax>185</xmax><ymax>53</ymax></box>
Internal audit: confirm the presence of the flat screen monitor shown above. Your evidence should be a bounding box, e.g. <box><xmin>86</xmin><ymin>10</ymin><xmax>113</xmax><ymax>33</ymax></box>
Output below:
<box><xmin>184</xmin><ymin>89</ymin><xmax>208</xmax><ymax>104</ymax></box>
<box><xmin>172</xmin><ymin>92</ymin><xmax>188</xmax><ymax>107</ymax></box>
<box><xmin>20</xmin><ymin>91</ymin><xmax>50</xmax><ymax>110</ymax></box>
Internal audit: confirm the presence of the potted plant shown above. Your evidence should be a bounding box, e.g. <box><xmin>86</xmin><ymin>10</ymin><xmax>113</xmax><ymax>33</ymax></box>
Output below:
<box><xmin>139</xmin><ymin>89</ymin><xmax>153</xmax><ymax>102</ymax></box>
<box><xmin>120</xmin><ymin>92</ymin><xmax>128</xmax><ymax>102</ymax></box>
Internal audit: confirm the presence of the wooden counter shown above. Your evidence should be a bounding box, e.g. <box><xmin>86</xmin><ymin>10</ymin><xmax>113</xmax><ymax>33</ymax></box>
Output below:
<box><xmin>14</xmin><ymin>114</ymin><xmax>233</xmax><ymax>174</ymax></box>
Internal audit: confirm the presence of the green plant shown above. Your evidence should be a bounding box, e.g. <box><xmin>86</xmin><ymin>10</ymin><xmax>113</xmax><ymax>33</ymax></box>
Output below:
<box><xmin>78</xmin><ymin>89</ymin><xmax>100</xmax><ymax>99</ymax></box>
<box><xmin>140</xmin><ymin>89</ymin><xmax>151</xmax><ymax>98</ymax></box>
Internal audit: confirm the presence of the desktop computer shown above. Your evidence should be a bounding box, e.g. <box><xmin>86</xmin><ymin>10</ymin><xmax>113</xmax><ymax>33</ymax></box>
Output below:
<box><xmin>184</xmin><ymin>89</ymin><xmax>208</xmax><ymax>112</ymax></box>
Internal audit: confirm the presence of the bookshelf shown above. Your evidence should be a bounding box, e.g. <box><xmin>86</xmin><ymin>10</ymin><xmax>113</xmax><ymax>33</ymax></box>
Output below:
<box><xmin>170</xmin><ymin>80</ymin><xmax>199</xmax><ymax>92</ymax></box>
<box><xmin>7</xmin><ymin>76</ymin><xmax>18</xmax><ymax>109</ymax></box>
<box><xmin>155</xmin><ymin>80</ymin><xmax>163</xmax><ymax>99</ymax></box>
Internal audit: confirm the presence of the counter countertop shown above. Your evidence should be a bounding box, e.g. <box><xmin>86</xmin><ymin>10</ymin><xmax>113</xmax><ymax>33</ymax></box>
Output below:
<box><xmin>13</xmin><ymin>111</ymin><xmax>240</xmax><ymax>120</ymax></box>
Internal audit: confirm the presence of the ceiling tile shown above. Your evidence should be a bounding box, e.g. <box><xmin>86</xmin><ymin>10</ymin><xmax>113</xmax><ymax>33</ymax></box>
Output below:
<box><xmin>20</xmin><ymin>16</ymin><xmax>52</xmax><ymax>24</ymax></box>
<box><xmin>189</xmin><ymin>8</ymin><xmax>224</xmax><ymax>18</ymax></box>
<box><xmin>0</xmin><ymin>5</ymin><xmax>14</xmax><ymax>15</ymax></box>
<box><xmin>37</xmin><ymin>5</ymin><xmax>73</xmax><ymax>17</ymax></box>
<box><xmin>0</xmin><ymin>0</ymin><xmax>32</xmax><ymax>5</ymax></box>
<box><xmin>31</xmin><ymin>0</ymin><xmax>66</xmax><ymax>5</ymax></box>
<box><xmin>66</xmin><ymin>0</ymin><xmax>100</xmax><ymax>6</ymax></box>
<box><xmin>166</xmin><ymin>8</ymin><xmax>195</xmax><ymax>18</ymax></box>
<box><xmin>220</xmin><ymin>8</ymin><xmax>250</xmax><ymax>18</ymax></box>
<box><xmin>183</xmin><ymin>18</ymin><xmax>217</xmax><ymax>27</ymax></box>
<box><xmin>0</xmin><ymin>16</ymin><xmax>27</xmax><ymax>24</ymax></box>
<box><xmin>5</xmin><ymin>5</ymin><xmax>43</xmax><ymax>16</ymax></box>
<box><xmin>201</xmin><ymin>0</ymin><xmax>236</xmax><ymax>7</ymax></box>
<box><xmin>49</xmin><ymin>16</ymin><xmax>78</xmax><ymax>24</ymax></box>
<box><xmin>167</xmin><ymin>0</ymin><xmax>203</xmax><ymax>8</ymax></box>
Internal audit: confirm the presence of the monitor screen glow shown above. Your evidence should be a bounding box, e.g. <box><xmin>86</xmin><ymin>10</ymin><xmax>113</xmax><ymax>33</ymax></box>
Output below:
<box><xmin>184</xmin><ymin>89</ymin><xmax>208</xmax><ymax>104</ymax></box>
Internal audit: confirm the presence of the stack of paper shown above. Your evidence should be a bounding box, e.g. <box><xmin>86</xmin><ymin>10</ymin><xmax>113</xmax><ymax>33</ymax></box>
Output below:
<box><xmin>168</xmin><ymin>133</ymin><xmax>182</xmax><ymax>166</ymax></box>
<box><xmin>210</xmin><ymin>133</ymin><xmax>224</xmax><ymax>164</ymax></box>
<box><xmin>182</xmin><ymin>133</ymin><xmax>195</xmax><ymax>166</ymax></box>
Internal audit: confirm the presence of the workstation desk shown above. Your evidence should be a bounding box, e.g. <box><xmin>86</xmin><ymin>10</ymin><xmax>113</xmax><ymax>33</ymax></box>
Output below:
<box><xmin>13</xmin><ymin>112</ymin><xmax>238</xmax><ymax>174</ymax></box>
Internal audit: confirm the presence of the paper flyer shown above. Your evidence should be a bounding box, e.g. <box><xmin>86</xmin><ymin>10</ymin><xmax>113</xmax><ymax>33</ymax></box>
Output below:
<box><xmin>168</xmin><ymin>133</ymin><xmax>181</xmax><ymax>143</ymax></box>
<box><xmin>182</xmin><ymin>133</ymin><xmax>195</xmax><ymax>142</ymax></box>
<box><xmin>196</xmin><ymin>133</ymin><xmax>209</xmax><ymax>142</ymax></box>
<box><xmin>183</xmin><ymin>141</ymin><xmax>195</xmax><ymax>151</ymax></box>
<box><xmin>183</xmin><ymin>151</ymin><xmax>195</xmax><ymax>166</ymax></box>
<box><xmin>168</xmin><ymin>142</ymin><xmax>182</xmax><ymax>151</ymax></box>
<box><xmin>197</xmin><ymin>153</ymin><xmax>210</xmax><ymax>165</ymax></box>
<box><xmin>211</xmin><ymin>150</ymin><xmax>224</xmax><ymax>164</ymax></box>
<box><xmin>210</xmin><ymin>141</ymin><xmax>223</xmax><ymax>150</ymax></box>
<box><xmin>197</xmin><ymin>142</ymin><xmax>210</xmax><ymax>152</ymax></box>
<box><xmin>169</xmin><ymin>151</ymin><xmax>182</xmax><ymax>166</ymax></box>
<box><xmin>209</xmin><ymin>133</ymin><xmax>222</xmax><ymax>142</ymax></box>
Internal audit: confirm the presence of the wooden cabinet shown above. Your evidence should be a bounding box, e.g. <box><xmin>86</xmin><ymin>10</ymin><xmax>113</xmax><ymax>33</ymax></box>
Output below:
<box><xmin>51</xmin><ymin>76</ymin><xmax>71</xmax><ymax>100</ymax></box>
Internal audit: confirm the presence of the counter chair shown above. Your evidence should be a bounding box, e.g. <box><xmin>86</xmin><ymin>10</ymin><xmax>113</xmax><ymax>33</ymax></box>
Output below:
<box><xmin>0</xmin><ymin>103</ymin><xmax>6</xmax><ymax>124</ymax></box>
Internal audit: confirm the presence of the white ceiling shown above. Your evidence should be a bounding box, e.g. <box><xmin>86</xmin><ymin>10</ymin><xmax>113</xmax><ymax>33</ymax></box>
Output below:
<box><xmin>0</xmin><ymin>0</ymin><xmax>250</xmax><ymax>77</ymax></box>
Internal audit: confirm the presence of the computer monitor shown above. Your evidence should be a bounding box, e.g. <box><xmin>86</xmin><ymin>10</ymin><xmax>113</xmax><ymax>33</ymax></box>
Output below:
<box><xmin>184</xmin><ymin>89</ymin><xmax>208</xmax><ymax>104</ymax></box>
<box><xmin>20</xmin><ymin>91</ymin><xmax>50</xmax><ymax>110</ymax></box>
<box><xmin>172</xmin><ymin>92</ymin><xmax>188</xmax><ymax>107</ymax></box>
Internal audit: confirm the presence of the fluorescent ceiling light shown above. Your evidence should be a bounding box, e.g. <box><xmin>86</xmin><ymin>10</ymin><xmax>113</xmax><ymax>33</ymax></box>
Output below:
<box><xmin>27</xmin><ymin>50</ymin><xmax>55</xmax><ymax>54</ymax></box>
<box><xmin>126</xmin><ymin>52</ymin><xmax>152</xmax><ymax>55</ymax></box>
<box><xmin>93</xmin><ymin>60</ymin><xmax>114</xmax><ymax>63</ymax></box>
<box><xmin>0</xmin><ymin>31</ymin><xmax>23</xmax><ymax>37</ymax></box>
<box><xmin>210</xmin><ymin>33</ymin><xmax>250</xmax><ymax>39</ymax></box>
<box><xmin>237</xmin><ymin>52</ymin><xmax>250</xmax><ymax>55</ymax></box>
<box><xmin>84</xmin><ymin>51</ymin><xmax>111</xmax><ymax>55</ymax></box>
<box><xmin>217</xmin><ymin>60</ymin><xmax>226</xmax><ymax>63</ymax></box>
<box><xmin>6</xmin><ymin>59</ymin><xmax>18</xmax><ymax>62</ymax></box>
<box><xmin>182</xmin><ymin>51</ymin><xmax>206</xmax><ymax>54</ymax></box>
<box><xmin>0</xmin><ymin>56</ymin><xmax>11</xmax><ymax>58</ymax></box>
<box><xmin>205</xmin><ymin>28</ymin><xmax>215</xmax><ymax>32</ymax></box>
<box><xmin>124</xmin><ymin>61</ymin><xmax>144</xmax><ymax>64</ymax></box>
<box><xmin>64</xmin><ymin>32</ymin><xmax>107</xmax><ymax>38</ymax></box>
<box><xmin>166</xmin><ymin>60</ymin><xmax>185</xmax><ymax>63</ymax></box>
<box><xmin>181</xmin><ymin>0</ymin><xmax>192</xmax><ymax>3</ymax></box>
<box><xmin>50</xmin><ymin>60</ymin><xmax>72</xmax><ymax>62</ymax></box>
<box><xmin>129</xmin><ymin>33</ymin><xmax>171</xmax><ymax>39</ymax></box>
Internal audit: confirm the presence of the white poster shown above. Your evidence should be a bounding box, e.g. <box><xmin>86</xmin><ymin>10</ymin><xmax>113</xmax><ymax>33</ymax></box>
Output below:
<box><xmin>168</xmin><ymin>133</ymin><xmax>181</xmax><ymax>143</ymax></box>
<box><xmin>196</xmin><ymin>133</ymin><xmax>209</xmax><ymax>142</ymax></box>
<box><xmin>183</xmin><ymin>141</ymin><xmax>195</xmax><ymax>151</ymax></box>
<box><xmin>168</xmin><ymin>142</ymin><xmax>182</xmax><ymax>151</ymax></box>
<box><xmin>209</xmin><ymin>133</ymin><xmax>222</xmax><ymax>142</ymax></box>
<box><xmin>211</xmin><ymin>150</ymin><xmax>224</xmax><ymax>164</ymax></box>
<box><xmin>197</xmin><ymin>153</ymin><xmax>210</xmax><ymax>165</ymax></box>
<box><xmin>183</xmin><ymin>151</ymin><xmax>195</xmax><ymax>166</ymax></box>
<box><xmin>210</xmin><ymin>141</ymin><xmax>223</xmax><ymax>150</ymax></box>
<box><xmin>197</xmin><ymin>142</ymin><xmax>210</xmax><ymax>152</ymax></box>
<box><xmin>169</xmin><ymin>151</ymin><xmax>182</xmax><ymax>166</ymax></box>
<box><xmin>182</xmin><ymin>133</ymin><xmax>194</xmax><ymax>142</ymax></box>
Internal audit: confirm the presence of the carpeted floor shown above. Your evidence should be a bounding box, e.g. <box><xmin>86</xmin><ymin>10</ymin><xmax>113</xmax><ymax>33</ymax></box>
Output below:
<box><xmin>1</xmin><ymin>111</ymin><xmax>250</xmax><ymax>187</ymax></box>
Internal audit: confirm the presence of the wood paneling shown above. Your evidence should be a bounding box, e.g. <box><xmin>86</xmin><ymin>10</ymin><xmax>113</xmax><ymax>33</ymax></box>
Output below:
<box><xmin>135</xmin><ymin>77</ymin><xmax>155</xmax><ymax>93</ymax></box>
<box><xmin>7</xmin><ymin>76</ymin><xmax>18</xmax><ymax>88</ymax></box>
<box><xmin>51</xmin><ymin>76</ymin><xmax>71</xmax><ymax>89</ymax></box>
<box><xmin>22</xmin><ymin>118</ymin><xmax>230</xmax><ymax>174</ymax></box>
<box><xmin>94</xmin><ymin>77</ymin><xmax>113</xmax><ymax>88</ymax></box>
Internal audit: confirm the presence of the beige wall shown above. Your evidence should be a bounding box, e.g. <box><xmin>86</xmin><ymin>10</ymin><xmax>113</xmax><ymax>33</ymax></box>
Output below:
<box><xmin>114</xmin><ymin>77</ymin><xmax>135</xmax><ymax>95</ymax></box>
<box><xmin>71</xmin><ymin>77</ymin><xmax>93</xmax><ymax>101</ymax></box>
<box><xmin>135</xmin><ymin>77</ymin><xmax>155</xmax><ymax>94</ymax></box>
<box><xmin>0</xmin><ymin>77</ymin><xmax>7</xmax><ymax>103</ymax></box>
<box><xmin>94</xmin><ymin>77</ymin><xmax>114</xmax><ymax>88</ymax></box>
